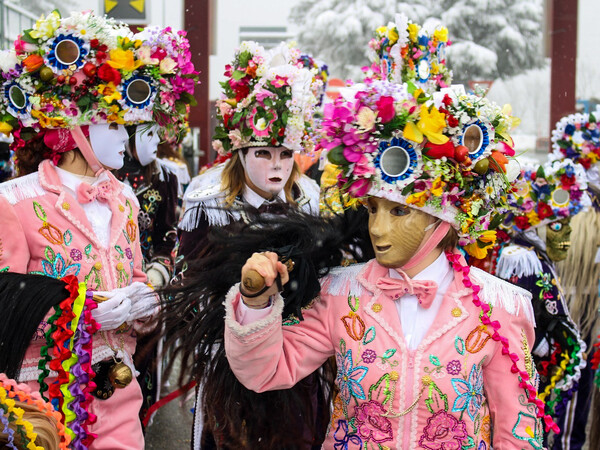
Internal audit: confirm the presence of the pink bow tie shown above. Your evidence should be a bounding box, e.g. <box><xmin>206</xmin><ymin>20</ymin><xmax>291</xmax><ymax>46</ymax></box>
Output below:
<box><xmin>376</xmin><ymin>273</ymin><xmax>438</xmax><ymax>309</ymax></box>
<box><xmin>76</xmin><ymin>180</ymin><xmax>115</xmax><ymax>204</ymax></box>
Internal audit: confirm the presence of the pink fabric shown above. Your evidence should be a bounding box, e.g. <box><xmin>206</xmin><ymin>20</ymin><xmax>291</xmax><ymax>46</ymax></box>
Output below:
<box><xmin>0</xmin><ymin>160</ymin><xmax>147</xmax><ymax>381</ymax></box>
<box><xmin>225</xmin><ymin>259</ymin><xmax>542</xmax><ymax>449</ymax></box>
<box><xmin>401</xmin><ymin>221</ymin><xmax>451</xmax><ymax>270</ymax></box>
<box><xmin>71</xmin><ymin>126</ymin><xmax>103</xmax><ymax>176</ymax></box>
<box><xmin>376</xmin><ymin>273</ymin><xmax>437</xmax><ymax>308</ymax></box>
<box><xmin>76</xmin><ymin>180</ymin><xmax>116</xmax><ymax>204</ymax></box>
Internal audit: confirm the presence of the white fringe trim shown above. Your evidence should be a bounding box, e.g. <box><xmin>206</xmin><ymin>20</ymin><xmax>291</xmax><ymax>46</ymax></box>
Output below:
<box><xmin>496</xmin><ymin>244</ymin><xmax>542</xmax><ymax>279</ymax></box>
<box><xmin>178</xmin><ymin>195</ymin><xmax>237</xmax><ymax>231</ymax></box>
<box><xmin>0</xmin><ymin>173</ymin><xmax>45</xmax><ymax>205</ymax></box>
<box><xmin>296</xmin><ymin>175</ymin><xmax>320</xmax><ymax>215</ymax></box>
<box><xmin>323</xmin><ymin>263</ymin><xmax>367</xmax><ymax>298</ymax></box>
<box><xmin>470</xmin><ymin>266</ymin><xmax>536</xmax><ymax>325</ymax></box>
<box><xmin>224</xmin><ymin>283</ymin><xmax>284</xmax><ymax>339</ymax></box>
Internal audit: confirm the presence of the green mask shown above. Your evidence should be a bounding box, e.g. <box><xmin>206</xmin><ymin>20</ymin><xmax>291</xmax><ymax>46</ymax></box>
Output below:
<box><xmin>546</xmin><ymin>217</ymin><xmax>572</xmax><ymax>262</ymax></box>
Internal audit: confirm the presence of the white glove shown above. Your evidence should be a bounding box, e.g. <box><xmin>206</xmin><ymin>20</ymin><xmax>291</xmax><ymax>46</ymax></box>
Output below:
<box><xmin>92</xmin><ymin>290</ymin><xmax>132</xmax><ymax>330</ymax></box>
<box><xmin>126</xmin><ymin>282</ymin><xmax>159</xmax><ymax>322</ymax></box>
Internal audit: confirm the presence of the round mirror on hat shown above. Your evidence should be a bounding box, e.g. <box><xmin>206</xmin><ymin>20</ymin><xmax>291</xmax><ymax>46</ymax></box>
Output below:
<box><xmin>460</xmin><ymin>120</ymin><xmax>490</xmax><ymax>160</ymax></box>
<box><xmin>375</xmin><ymin>136</ymin><xmax>421</xmax><ymax>185</ymax></box>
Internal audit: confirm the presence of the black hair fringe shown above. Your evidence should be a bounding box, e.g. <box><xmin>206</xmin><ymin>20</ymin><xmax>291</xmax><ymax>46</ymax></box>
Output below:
<box><xmin>0</xmin><ymin>273</ymin><xmax>70</xmax><ymax>379</ymax></box>
<box><xmin>159</xmin><ymin>207</ymin><xmax>372</xmax><ymax>448</ymax></box>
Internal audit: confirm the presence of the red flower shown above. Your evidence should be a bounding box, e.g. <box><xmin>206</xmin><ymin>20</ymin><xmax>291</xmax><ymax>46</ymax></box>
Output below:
<box><xmin>354</xmin><ymin>401</ymin><xmax>393</xmax><ymax>444</ymax></box>
<box><xmin>537</xmin><ymin>202</ymin><xmax>554</xmax><ymax>220</ymax></box>
<box><xmin>90</xmin><ymin>38</ymin><xmax>99</xmax><ymax>48</ymax></box>
<box><xmin>233</xmin><ymin>83</ymin><xmax>250</xmax><ymax>102</ymax></box>
<box><xmin>95</xmin><ymin>51</ymin><xmax>107</xmax><ymax>63</ymax></box>
<box><xmin>442</xmin><ymin>94</ymin><xmax>453</xmax><ymax>106</ymax></box>
<box><xmin>97</xmin><ymin>63</ymin><xmax>121</xmax><ymax>85</ymax></box>
<box><xmin>424</xmin><ymin>140</ymin><xmax>455</xmax><ymax>159</ymax></box>
<box><xmin>560</xmin><ymin>174</ymin><xmax>576</xmax><ymax>189</ymax></box>
<box><xmin>419</xmin><ymin>410</ymin><xmax>467</xmax><ymax>450</ymax></box>
<box><xmin>376</xmin><ymin>96</ymin><xmax>395</xmax><ymax>123</ymax></box>
<box><xmin>446</xmin><ymin>114</ymin><xmax>459</xmax><ymax>128</ymax></box>
<box><xmin>152</xmin><ymin>48</ymin><xmax>167</xmax><ymax>61</ymax></box>
<box><xmin>515</xmin><ymin>216</ymin><xmax>530</xmax><ymax>230</ymax></box>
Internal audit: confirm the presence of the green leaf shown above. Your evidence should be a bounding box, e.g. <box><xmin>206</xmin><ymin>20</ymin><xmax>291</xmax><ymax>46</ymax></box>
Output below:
<box><xmin>213</xmin><ymin>127</ymin><xmax>228</xmax><ymax>139</ymax></box>
<box><xmin>242</xmin><ymin>127</ymin><xmax>253</xmax><ymax>136</ymax></box>
<box><xmin>76</xmin><ymin>96</ymin><xmax>92</xmax><ymax>109</ymax></box>
<box><xmin>327</xmin><ymin>145</ymin><xmax>347</xmax><ymax>165</ymax></box>
<box><xmin>401</xmin><ymin>181</ymin><xmax>415</xmax><ymax>196</ymax></box>
<box><xmin>232</xmin><ymin>70</ymin><xmax>246</xmax><ymax>81</ymax></box>
<box><xmin>368</xmin><ymin>374</ymin><xmax>393</xmax><ymax>404</ymax></box>
<box><xmin>489</xmin><ymin>213</ymin><xmax>505</xmax><ymax>229</ymax></box>
<box><xmin>556</xmin><ymin>139</ymin><xmax>571</xmax><ymax>149</ymax></box>
<box><xmin>536</xmin><ymin>166</ymin><xmax>546</xmax><ymax>179</ymax></box>
<box><xmin>231</xmin><ymin>111</ymin><xmax>243</xmax><ymax>125</ymax></box>
<box><xmin>180</xmin><ymin>91</ymin><xmax>198</xmax><ymax>107</ymax></box>
<box><xmin>406</xmin><ymin>81</ymin><xmax>417</xmax><ymax>95</ymax></box>
<box><xmin>174</xmin><ymin>100</ymin><xmax>187</xmax><ymax>115</ymax></box>
<box><xmin>20</xmin><ymin>30</ymin><xmax>37</xmax><ymax>44</ymax></box>
<box><xmin>590</xmin><ymin>112</ymin><xmax>597</xmax><ymax>123</ymax></box>
<box><xmin>281</xmin><ymin>111</ymin><xmax>289</xmax><ymax>125</ymax></box>
<box><xmin>237</xmin><ymin>51</ymin><xmax>252</xmax><ymax>67</ymax></box>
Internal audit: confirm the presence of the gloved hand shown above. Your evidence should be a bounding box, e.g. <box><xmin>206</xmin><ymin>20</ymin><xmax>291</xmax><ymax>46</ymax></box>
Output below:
<box><xmin>126</xmin><ymin>282</ymin><xmax>159</xmax><ymax>322</ymax></box>
<box><xmin>92</xmin><ymin>289</ymin><xmax>132</xmax><ymax>330</ymax></box>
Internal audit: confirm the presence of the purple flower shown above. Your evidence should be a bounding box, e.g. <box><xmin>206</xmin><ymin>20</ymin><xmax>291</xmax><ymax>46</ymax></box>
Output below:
<box><xmin>125</xmin><ymin>248</ymin><xmax>133</xmax><ymax>260</ymax></box>
<box><xmin>446</xmin><ymin>360</ymin><xmax>461</xmax><ymax>375</ymax></box>
<box><xmin>362</xmin><ymin>349</ymin><xmax>377</xmax><ymax>364</ymax></box>
<box><xmin>70</xmin><ymin>248</ymin><xmax>82</xmax><ymax>262</ymax></box>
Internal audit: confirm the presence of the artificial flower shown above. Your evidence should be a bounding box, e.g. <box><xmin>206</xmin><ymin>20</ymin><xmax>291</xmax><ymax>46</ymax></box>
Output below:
<box><xmin>376</xmin><ymin>96</ymin><xmax>395</xmax><ymax>123</ymax></box>
<box><xmin>98</xmin><ymin>82</ymin><xmax>122</xmax><ymax>104</ymax></box>
<box><xmin>356</xmin><ymin>107</ymin><xmax>376</xmax><ymax>133</ymax></box>
<box><xmin>0</xmin><ymin>121</ymin><xmax>13</xmax><ymax>136</ymax></box>
<box><xmin>408</xmin><ymin>23</ymin><xmax>420</xmax><ymax>42</ymax></box>
<box><xmin>23</xmin><ymin>54</ymin><xmax>43</xmax><ymax>72</ymax></box>
<box><xmin>388</xmin><ymin>28</ymin><xmax>399</xmax><ymax>45</ymax></box>
<box><xmin>404</xmin><ymin>107</ymin><xmax>448</xmax><ymax>145</ymax></box>
<box><xmin>97</xmin><ymin>63</ymin><xmax>122</xmax><ymax>85</ymax></box>
<box><xmin>348</xmin><ymin>178</ymin><xmax>371</xmax><ymax>197</ymax></box>
<box><xmin>433</xmin><ymin>27</ymin><xmax>448</xmax><ymax>43</ymax></box>
<box><xmin>107</xmin><ymin>49</ymin><xmax>142</xmax><ymax>72</ymax></box>
<box><xmin>406</xmin><ymin>191</ymin><xmax>429</xmax><ymax>207</ymax></box>
<box><xmin>137</xmin><ymin>46</ymin><xmax>159</xmax><ymax>65</ymax></box>
<box><xmin>430</xmin><ymin>177</ymin><xmax>445</xmax><ymax>196</ymax></box>
<box><xmin>0</xmin><ymin>50</ymin><xmax>18</xmax><ymax>72</ymax></box>
<box><xmin>29</xmin><ymin>10</ymin><xmax>61</xmax><ymax>40</ymax></box>
<box><xmin>159</xmin><ymin>57</ymin><xmax>176</xmax><ymax>74</ymax></box>
<box><xmin>31</xmin><ymin>109</ymin><xmax>65</xmax><ymax>128</ymax></box>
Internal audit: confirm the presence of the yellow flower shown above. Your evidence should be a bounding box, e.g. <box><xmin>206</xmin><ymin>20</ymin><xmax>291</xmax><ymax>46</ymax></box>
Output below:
<box><xmin>0</xmin><ymin>121</ymin><xmax>13</xmax><ymax>136</ymax></box>
<box><xmin>433</xmin><ymin>27</ymin><xmax>448</xmax><ymax>43</ymax></box>
<box><xmin>376</xmin><ymin>26</ymin><xmax>388</xmax><ymax>36</ymax></box>
<box><xmin>107</xmin><ymin>49</ymin><xmax>142</xmax><ymax>72</ymax></box>
<box><xmin>356</xmin><ymin>106</ymin><xmax>376</xmax><ymax>133</ymax></box>
<box><xmin>388</xmin><ymin>27</ymin><xmax>399</xmax><ymax>45</ymax></box>
<box><xmin>406</xmin><ymin>191</ymin><xmax>429</xmax><ymax>207</ymax></box>
<box><xmin>106</xmin><ymin>105</ymin><xmax>126</xmax><ymax>124</ymax></box>
<box><xmin>526</xmin><ymin>210</ymin><xmax>541</xmax><ymax>227</ymax></box>
<box><xmin>408</xmin><ymin>23</ymin><xmax>420</xmax><ymax>42</ymax></box>
<box><xmin>413</xmin><ymin>88</ymin><xmax>424</xmax><ymax>100</ymax></box>
<box><xmin>98</xmin><ymin>82</ymin><xmax>122</xmax><ymax>104</ymax></box>
<box><xmin>134</xmin><ymin>39</ymin><xmax>142</xmax><ymax>49</ymax></box>
<box><xmin>403</xmin><ymin>107</ymin><xmax>449</xmax><ymax>145</ymax></box>
<box><xmin>431</xmin><ymin>177</ymin><xmax>445</xmax><ymax>196</ymax></box>
<box><xmin>31</xmin><ymin>109</ymin><xmax>65</xmax><ymax>128</ymax></box>
<box><xmin>464</xmin><ymin>231</ymin><xmax>497</xmax><ymax>259</ymax></box>
<box><xmin>29</xmin><ymin>10</ymin><xmax>60</xmax><ymax>40</ymax></box>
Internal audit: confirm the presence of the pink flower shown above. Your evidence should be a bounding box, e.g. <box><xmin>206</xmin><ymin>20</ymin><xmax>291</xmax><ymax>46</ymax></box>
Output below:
<box><xmin>353</xmin><ymin>156</ymin><xmax>375</xmax><ymax>177</ymax></box>
<box><xmin>271</xmin><ymin>75</ymin><xmax>289</xmax><ymax>88</ymax></box>
<box><xmin>354</xmin><ymin>400</ymin><xmax>393</xmax><ymax>444</ymax></box>
<box><xmin>419</xmin><ymin>410</ymin><xmax>467</xmax><ymax>450</ymax></box>
<box><xmin>348</xmin><ymin>178</ymin><xmax>371</xmax><ymax>197</ymax></box>
<box><xmin>376</xmin><ymin>96</ymin><xmax>395</xmax><ymax>123</ymax></box>
<box><xmin>254</xmin><ymin>88</ymin><xmax>276</xmax><ymax>103</ymax></box>
<box><xmin>343</xmin><ymin>145</ymin><xmax>364</xmax><ymax>163</ymax></box>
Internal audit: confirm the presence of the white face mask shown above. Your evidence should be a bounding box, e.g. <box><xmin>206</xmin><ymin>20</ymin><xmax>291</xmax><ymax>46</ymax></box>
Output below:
<box><xmin>240</xmin><ymin>146</ymin><xmax>295</xmax><ymax>198</ymax></box>
<box><xmin>88</xmin><ymin>123</ymin><xmax>129</xmax><ymax>170</ymax></box>
<box><xmin>134</xmin><ymin>124</ymin><xmax>161</xmax><ymax>166</ymax></box>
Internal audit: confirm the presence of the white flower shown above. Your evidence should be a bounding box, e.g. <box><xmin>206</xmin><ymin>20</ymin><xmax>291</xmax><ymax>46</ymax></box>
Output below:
<box><xmin>0</xmin><ymin>50</ymin><xmax>18</xmax><ymax>72</ymax></box>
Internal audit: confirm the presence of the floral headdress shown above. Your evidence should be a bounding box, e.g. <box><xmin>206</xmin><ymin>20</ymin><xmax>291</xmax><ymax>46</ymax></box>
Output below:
<box><xmin>550</xmin><ymin>110</ymin><xmax>600</xmax><ymax>193</ymax></box>
<box><xmin>212</xmin><ymin>41</ymin><xmax>318</xmax><ymax>155</ymax></box>
<box><xmin>0</xmin><ymin>11</ymin><xmax>196</xmax><ymax>137</ymax></box>
<box><xmin>364</xmin><ymin>13</ymin><xmax>452</xmax><ymax>93</ymax></box>
<box><xmin>503</xmin><ymin>159</ymin><xmax>590</xmax><ymax>234</ymax></box>
<box><xmin>319</xmin><ymin>81</ymin><xmax>520</xmax><ymax>258</ymax></box>
<box><xmin>298</xmin><ymin>53</ymin><xmax>328</xmax><ymax>107</ymax></box>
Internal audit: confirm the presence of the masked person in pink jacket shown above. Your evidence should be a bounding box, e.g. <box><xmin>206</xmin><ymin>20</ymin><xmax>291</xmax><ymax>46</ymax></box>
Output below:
<box><xmin>0</xmin><ymin>11</ymin><xmax>196</xmax><ymax>449</ymax></box>
<box><xmin>221</xmin><ymin>67</ymin><xmax>559</xmax><ymax>447</ymax></box>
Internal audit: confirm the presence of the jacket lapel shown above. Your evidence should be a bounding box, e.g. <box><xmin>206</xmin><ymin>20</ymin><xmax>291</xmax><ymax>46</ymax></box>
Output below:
<box><xmin>38</xmin><ymin>160</ymin><xmax>104</xmax><ymax>249</ymax></box>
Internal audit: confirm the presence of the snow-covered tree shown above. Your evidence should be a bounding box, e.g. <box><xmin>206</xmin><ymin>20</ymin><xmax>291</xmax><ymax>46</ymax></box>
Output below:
<box><xmin>290</xmin><ymin>0</ymin><xmax>545</xmax><ymax>82</ymax></box>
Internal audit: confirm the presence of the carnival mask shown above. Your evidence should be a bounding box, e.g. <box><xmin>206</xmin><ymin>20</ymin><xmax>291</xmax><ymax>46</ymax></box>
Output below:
<box><xmin>88</xmin><ymin>123</ymin><xmax>129</xmax><ymax>170</ymax></box>
<box><xmin>546</xmin><ymin>218</ymin><xmax>572</xmax><ymax>262</ymax></box>
<box><xmin>240</xmin><ymin>146</ymin><xmax>294</xmax><ymax>199</ymax></box>
<box><xmin>134</xmin><ymin>124</ymin><xmax>161</xmax><ymax>166</ymax></box>
<box><xmin>367</xmin><ymin>197</ymin><xmax>436</xmax><ymax>268</ymax></box>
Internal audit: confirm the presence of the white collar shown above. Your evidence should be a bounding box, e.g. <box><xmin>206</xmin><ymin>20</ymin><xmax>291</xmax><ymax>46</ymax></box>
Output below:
<box><xmin>389</xmin><ymin>251</ymin><xmax>451</xmax><ymax>282</ymax></box>
<box><xmin>242</xmin><ymin>185</ymin><xmax>287</xmax><ymax>209</ymax></box>
<box><xmin>55</xmin><ymin>166</ymin><xmax>109</xmax><ymax>193</ymax></box>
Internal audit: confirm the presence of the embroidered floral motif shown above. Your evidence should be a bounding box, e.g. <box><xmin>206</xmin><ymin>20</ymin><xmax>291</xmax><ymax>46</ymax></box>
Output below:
<box><xmin>70</xmin><ymin>248</ymin><xmax>82</xmax><ymax>261</ymax></box>
<box><xmin>419</xmin><ymin>410</ymin><xmax>468</xmax><ymax>450</ymax></box>
<box><xmin>362</xmin><ymin>349</ymin><xmax>377</xmax><ymax>364</ymax></box>
<box><xmin>512</xmin><ymin>411</ymin><xmax>544</xmax><ymax>449</ymax></box>
<box><xmin>125</xmin><ymin>247</ymin><xmax>133</xmax><ymax>259</ymax></box>
<box><xmin>480</xmin><ymin>415</ymin><xmax>491</xmax><ymax>443</ymax></box>
<box><xmin>41</xmin><ymin>253</ymin><xmax>80</xmax><ymax>279</ymax></box>
<box><xmin>455</xmin><ymin>336</ymin><xmax>465</xmax><ymax>355</ymax></box>
<box><xmin>39</xmin><ymin>221</ymin><xmax>63</xmax><ymax>245</ymax></box>
<box><xmin>354</xmin><ymin>400</ymin><xmax>394</xmax><ymax>444</ymax></box>
<box><xmin>336</xmin><ymin>349</ymin><xmax>368</xmax><ymax>404</ymax></box>
<box><xmin>451</xmin><ymin>364</ymin><xmax>484</xmax><ymax>420</ymax></box>
<box><xmin>465</xmin><ymin>325</ymin><xmax>492</xmax><ymax>353</ymax></box>
<box><xmin>478</xmin><ymin>441</ymin><xmax>487</xmax><ymax>450</ymax></box>
<box><xmin>362</xmin><ymin>326</ymin><xmax>376</xmax><ymax>344</ymax></box>
<box><xmin>424</xmin><ymin>381</ymin><xmax>449</xmax><ymax>414</ymax></box>
<box><xmin>446</xmin><ymin>360</ymin><xmax>461</xmax><ymax>375</ymax></box>
<box><xmin>342</xmin><ymin>311</ymin><xmax>366</xmax><ymax>341</ymax></box>
<box><xmin>333</xmin><ymin>419</ymin><xmax>362</xmax><ymax>449</ymax></box>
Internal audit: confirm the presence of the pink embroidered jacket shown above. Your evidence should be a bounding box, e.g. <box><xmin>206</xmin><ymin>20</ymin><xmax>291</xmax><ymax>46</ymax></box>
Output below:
<box><xmin>0</xmin><ymin>160</ymin><xmax>146</xmax><ymax>381</ymax></box>
<box><xmin>225</xmin><ymin>258</ymin><xmax>544</xmax><ymax>450</ymax></box>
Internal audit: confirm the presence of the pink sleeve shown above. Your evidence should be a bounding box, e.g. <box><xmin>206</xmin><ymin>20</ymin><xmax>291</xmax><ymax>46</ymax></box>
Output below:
<box><xmin>224</xmin><ymin>284</ymin><xmax>335</xmax><ymax>393</ymax></box>
<box><xmin>0</xmin><ymin>197</ymin><xmax>30</xmax><ymax>273</ymax></box>
<box><xmin>483</xmin><ymin>305</ymin><xmax>543</xmax><ymax>449</ymax></box>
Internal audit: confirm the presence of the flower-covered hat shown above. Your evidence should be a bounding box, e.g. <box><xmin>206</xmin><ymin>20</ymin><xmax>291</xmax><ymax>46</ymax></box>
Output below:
<box><xmin>212</xmin><ymin>41</ymin><xmax>318</xmax><ymax>155</ymax></box>
<box><xmin>319</xmin><ymin>80</ymin><xmax>520</xmax><ymax>258</ymax></box>
<box><xmin>364</xmin><ymin>13</ymin><xmax>452</xmax><ymax>93</ymax></box>
<box><xmin>503</xmin><ymin>159</ymin><xmax>590</xmax><ymax>234</ymax></box>
<box><xmin>0</xmin><ymin>10</ymin><xmax>196</xmax><ymax>136</ymax></box>
<box><xmin>550</xmin><ymin>110</ymin><xmax>600</xmax><ymax>191</ymax></box>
